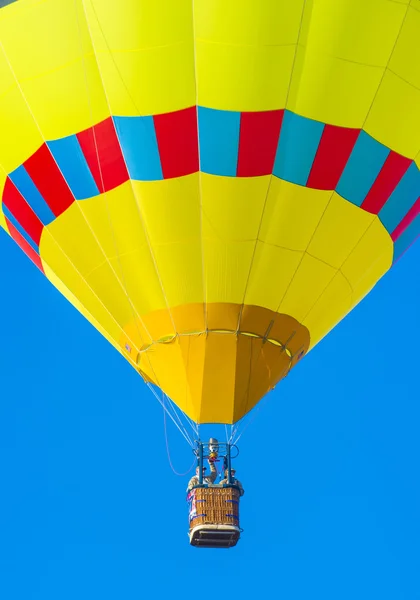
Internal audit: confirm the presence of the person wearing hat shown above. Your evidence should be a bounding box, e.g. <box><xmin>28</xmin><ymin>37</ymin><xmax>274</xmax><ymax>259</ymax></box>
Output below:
<box><xmin>219</xmin><ymin>468</ymin><xmax>244</xmax><ymax>496</ymax></box>
<box><xmin>186</xmin><ymin>461</ymin><xmax>217</xmax><ymax>491</ymax></box>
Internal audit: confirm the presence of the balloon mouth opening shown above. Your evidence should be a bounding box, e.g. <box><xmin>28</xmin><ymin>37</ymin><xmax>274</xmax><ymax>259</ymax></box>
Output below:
<box><xmin>119</xmin><ymin>303</ymin><xmax>310</xmax><ymax>424</ymax></box>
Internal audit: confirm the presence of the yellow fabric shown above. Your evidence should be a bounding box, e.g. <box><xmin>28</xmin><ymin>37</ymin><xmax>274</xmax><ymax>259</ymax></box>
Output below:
<box><xmin>0</xmin><ymin>0</ymin><xmax>415</xmax><ymax>423</ymax></box>
<box><xmin>39</xmin><ymin>174</ymin><xmax>393</xmax><ymax>421</ymax></box>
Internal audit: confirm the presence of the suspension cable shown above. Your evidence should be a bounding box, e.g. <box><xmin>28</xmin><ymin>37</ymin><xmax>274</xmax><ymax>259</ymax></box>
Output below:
<box><xmin>146</xmin><ymin>383</ymin><xmax>194</xmax><ymax>448</ymax></box>
<box><xmin>162</xmin><ymin>396</ymin><xmax>196</xmax><ymax>476</ymax></box>
<box><xmin>162</xmin><ymin>390</ymin><xmax>197</xmax><ymax>446</ymax></box>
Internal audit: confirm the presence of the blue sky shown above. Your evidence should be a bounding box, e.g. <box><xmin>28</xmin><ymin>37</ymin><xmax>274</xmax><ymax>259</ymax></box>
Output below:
<box><xmin>0</xmin><ymin>230</ymin><xmax>419</xmax><ymax>600</ymax></box>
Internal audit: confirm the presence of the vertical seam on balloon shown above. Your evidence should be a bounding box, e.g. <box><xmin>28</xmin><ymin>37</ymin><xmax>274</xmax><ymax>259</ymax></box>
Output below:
<box><xmin>78</xmin><ymin>0</ymin><xmax>179</xmax><ymax>346</ymax></box>
<box><xmin>234</xmin><ymin>0</ymin><xmax>308</xmax><ymax>336</ymax></box>
<box><xmin>74</xmin><ymin>0</ymin><xmax>159</xmax><ymax>352</ymax></box>
<box><xmin>266</xmin><ymin>11</ymin><xmax>337</xmax><ymax>315</ymax></box>
<box><xmin>231</xmin><ymin>1</ymin><xmax>310</xmax><ymax>425</ymax></box>
<box><xmin>77</xmin><ymin>0</ymin><xmax>184</xmax><ymax>403</ymax></box>
<box><xmin>226</xmin><ymin>6</ymin><xmax>309</xmax><ymax>430</ymax></box>
<box><xmin>300</xmin><ymin>217</ymin><xmax>383</xmax><ymax>334</ymax></box>
<box><xmin>191</xmin><ymin>0</ymin><xmax>208</xmax><ymax>339</ymax></box>
<box><xmin>76</xmin><ymin>1</ymin><xmax>171</xmax><ymax>352</ymax></box>
<box><xmin>272</xmin><ymin>3</ymin><xmax>407</xmax><ymax>352</ymax></box>
<box><xmin>359</xmin><ymin>4</ymin><xmax>410</xmax><ymax>132</ymax></box>
<box><xmin>0</xmin><ymin>23</ymin><xmax>149</xmax><ymax>361</ymax></box>
<box><xmin>82</xmin><ymin>0</ymin><xmax>196</xmax><ymax>324</ymax></box>
<box><xmin>274</xmin><ymin>192</ymin><xmax>335</xmax><ymax>315</ymax></box>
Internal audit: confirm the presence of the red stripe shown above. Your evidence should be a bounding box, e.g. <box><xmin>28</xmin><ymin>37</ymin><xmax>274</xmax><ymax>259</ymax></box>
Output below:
<box><xmin>237</xmin><ymin>110</ymin><xmax>284</xmax><ymax>177</ymax></box>
<box><xmin>24</xmin><ymin>144</ymin><xmax>74</xmax><ymax>217</ymax></box>
<box><xmin>154</xmin><ymin>106</ymin><xmax>199</xmax><ymax>179</ymax></box>
<box><xmin>2</xmin><ymin>178</ymin><xmax>43</xmax><ymax>245</ymax></box>
<box><xmin>391</xmin><ymin>196</ymin><xmax>420</xmax><ymax>241</ymax></box>
<box><xmin>361</xmin><ymin>151</ymin><xmax>411</xmax><ymax>214</ymax></box>
<box><xmin>307</xmin><ymin>124</ymin><xmax>360</xmax><ymax>190</ymax></box>
<box><xmin>77</xmin><ymin>117</ymin><xmax>129</xmax><ymax>193</ymax></box>
<box><xmin>6</xmin><ymin>218</ymin><xmax>44</xmax><ymax>272</ymax></box>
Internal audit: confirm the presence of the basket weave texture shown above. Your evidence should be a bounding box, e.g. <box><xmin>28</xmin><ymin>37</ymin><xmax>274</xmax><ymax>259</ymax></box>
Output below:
<box><xmin>188</xmin><ymin>486</ymin><xmax>240</xmax><ymax>530</ymax></box>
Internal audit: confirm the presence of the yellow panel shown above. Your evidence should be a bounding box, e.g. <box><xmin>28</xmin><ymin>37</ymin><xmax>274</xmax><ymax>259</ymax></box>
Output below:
<box><xmin>66</xmin><ymin>182</ymin><xmax>170</xmax><ymax>314</ymax></box>
<box><xmin>40</xmin><ymin>194</ymin><xmax>164</xmax><ymax>346</ymax></box>
<box><xmin>288</xmin><ymin>0</ymin><xmax>408</xmax><ymax>127</ymax></box>
<box><xmin>300</xmin><ymin>0</ymin><xmax>407</xmax><ymax>66</ymax></box>
<box><xmin>133</xmin><ymin>176</ymin><xmax>201</xmax><ymax>246</ymax></box>
<box><xmin>88</xmin><ymin>43</ymin><xmax>196</xmax><ymax>116</ymax></box>
<box><xmin>365</xmin><ymin>70</ymin><xmax>420</xmax><ymax>159</ymax></box>
<box><xmin>40</xmin><ymin>230</ymin><xmax>130</xmax><ymax>349</ymax></box>
<box><xmin>133</xmin><ymin>176</ymin><xmax>204</xmax><ymax>307</ymax></box>
<box><xmin>244</xmin><ymin>242</ymin><xmax>303</xmax><ymax>311</ymax></box>
<box><xmin>44</xmin><ymin>202</ymin><xmax>110</xmax><ymax>279</ymax></box>
<box><xmin>20</xmin><ymin>56</ymin><xmax>110</xmax><ymax>140</ymax></box>
<box><xmin>278</xmin><ymin>253</ymin><xmax>336</xmax><ymax>322</ymax></box>
<box><xmin>0</xmin><ymin>0</ymin><xmax>81</xmax><ymax>80</ymax></box>
<box><xmin>259</xmin><ymin>178</ymin><xmax>331</xmax><ymax>251</ymax></box>
<box><xmin>196</xmin><ymin>40</ymin><xmax>295</xmax><ymax>112</ymax></box>
<box><xmin>0</xmin><ymin>86</ymin><xmax>43</xmax><ymax>171</ymax></box>
<box><xmin>194</xmin><ymin>0</ymin><xmax>304</xmax><ymax>46</ymax></box>
<box><xmin>307</xmin><ymin>193</ymin><xmax>376</xmax><ymax>269</ymax></box>
<box><xmin>203</xmin><ymin>240</ymin><xmax>255</xmax><ymax>304</ymax></box>
<box><xmin>0</xmin><ymin>46</ymin><xmax>15</xmax><ymax>96</ymax></box>
<box><xmin>201</xmin><ymin>174</ymin><xmax>272</xmax><ymax>305</ymax></box>
<box><xmin>288</xmin><ymin>45</ymin><xmax>384</xmax><ymax>128</ymax></box>
<box><xmin>83</xmin><ymin>0</ymin><xmax>195</xmax><ymax>115</ymax></box>
<box><xmin>109</xmin><ymin>250</ymin><xmax>170</xmax><ymax>320</ymax></box>
<box><xmin>303</xmin><ymin>271</ymin><xmax>353</xmax><ymax>348</ymax></box>
<box><xmin>341</xmin><ymin>217</ymin><xmax>393</xmax><ymax>306</ymax></box>
<box><xmin>150</xmin><ymin>240</ymin><xmax>204</xmax><ymax>308</ymax></box>
<box><xmin>389</xmin><ymin>7</ymin><xmax>420</xmax><ymax>90</ymax></box>
<box><xmin>0</xmin><ymin>0</ymin><xmax>108</xmax><ymax>140</ymax></box>
<box><xmin>87</xmin><ymin>0</ymin><xmax>193</xmax><ymax>49</ymax></box>
<box><xmin>201</xmin><ymin>173</ymin><xmax>269</xmax><ymax>241</ymax></box>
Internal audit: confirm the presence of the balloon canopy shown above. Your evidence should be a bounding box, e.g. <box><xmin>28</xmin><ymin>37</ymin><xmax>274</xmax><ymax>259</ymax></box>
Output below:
<box><xmin>0</xmin><ymin>0</ymin><xmax>418</xmax><ymax>424</ymax></box>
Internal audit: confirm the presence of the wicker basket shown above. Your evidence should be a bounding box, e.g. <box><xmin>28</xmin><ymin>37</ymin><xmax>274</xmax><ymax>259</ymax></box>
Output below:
<box><xmin>188</xmin><ymin>486</ymin><xmax>240</xmax><ymax>531</ymax></box>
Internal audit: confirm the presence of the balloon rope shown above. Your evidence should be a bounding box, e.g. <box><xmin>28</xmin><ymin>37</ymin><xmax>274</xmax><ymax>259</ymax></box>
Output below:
<box><xmin>163</xmin><ymin>390</ymin><xmax>198</xmax><ymax>444</ymax></box>
<box><xmin>163</xmin><ymin>395</ymin><xmax>196</xmax><ymax>477</ymax></box>
<box><xmin>146</xmin><ymin>383</ymin><xmax>194</xmax><ymax>448</ymax></box>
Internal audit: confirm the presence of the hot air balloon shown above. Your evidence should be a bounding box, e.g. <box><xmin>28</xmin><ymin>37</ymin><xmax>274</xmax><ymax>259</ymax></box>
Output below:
<box><xmin>0</xmin><ymin>0</ymin><xmax>419</xmax><ymax>547</ymax></box>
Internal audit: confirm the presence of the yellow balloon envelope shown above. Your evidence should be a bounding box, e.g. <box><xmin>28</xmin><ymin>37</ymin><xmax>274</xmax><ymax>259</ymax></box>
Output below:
<box><xmin>0</xmin><ymin>0</ymin><xmax>419</xmax><ymax>423</ymax></box>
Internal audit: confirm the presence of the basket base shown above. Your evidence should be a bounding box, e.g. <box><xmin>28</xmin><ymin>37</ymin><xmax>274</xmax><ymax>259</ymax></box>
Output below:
<box><xmin>189</xmin><ymin>524</ymin><xmax>241</xmax><ymax>548</ymax></box>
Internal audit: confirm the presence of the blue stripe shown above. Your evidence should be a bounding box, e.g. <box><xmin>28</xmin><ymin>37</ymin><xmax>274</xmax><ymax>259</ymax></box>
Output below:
<box><xmin>114</xmin><ymin>116</ymin><xmax>163</xmax><ymax>181</ymax></box>
<box><xmin>198</xmin><ymin>107</ymin><xmax>240</xmax><ymax>176</ymax></box>
<box><xmin>9</xmin><ymin>166</ymin><xmax>55</xmax><ymax>226</ymax></box>
<box><xmin>47</xmin><ymin>136</ymin><xmax>99</xmax><ymax>200</ymax></box>
<box><xmin>2</xmin><ymin>204</ymin><xmax>39</xmax><ymax>253</ymax></box>
<box><xmin>379</xmin><ymin>162</ymin><xmax>420</xmax><ymax>234</ymax></box>
<box><xmin>393</xmin><ymin>213</ymin><xmax>420</xmax><ymax>262</ymax></box>
<box><xmin>273</xmin><ymin>111</ymin><xmax>324</xmax><ymax>185</ymax></box>
<box><xmin>336</xmin><ymin>132</ymin><xmax>389</xmax><ymax>207</ymax></box>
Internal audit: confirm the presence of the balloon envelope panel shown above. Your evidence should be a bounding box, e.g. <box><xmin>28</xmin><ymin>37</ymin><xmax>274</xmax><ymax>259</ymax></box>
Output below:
<box><xmin>0</xmin><ymin>0</ymin><xmax>418</xmax><ymax>423</ymax></box>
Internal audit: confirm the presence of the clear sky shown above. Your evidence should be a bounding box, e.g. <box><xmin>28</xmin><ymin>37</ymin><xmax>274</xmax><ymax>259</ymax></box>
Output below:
<box><xmin>0</xmin><ymin>230</ymin><xmax>419</xmax><ymax>600</ymax></box>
